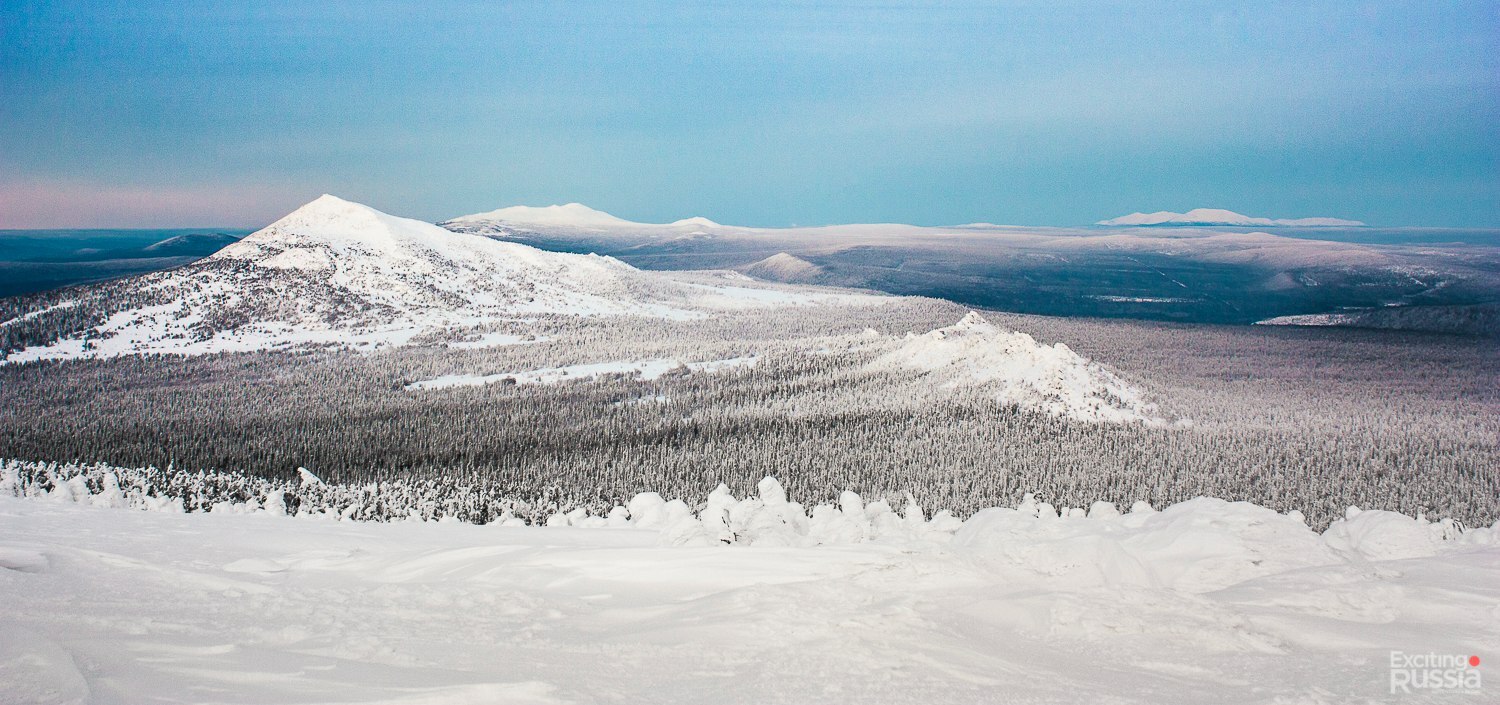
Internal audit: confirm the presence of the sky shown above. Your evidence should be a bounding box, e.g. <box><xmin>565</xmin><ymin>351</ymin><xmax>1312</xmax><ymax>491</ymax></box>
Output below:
<box><xmin>1</xmin><ymin>0</ymin><xmax>1496</xmax><ymax>229</ymax></box>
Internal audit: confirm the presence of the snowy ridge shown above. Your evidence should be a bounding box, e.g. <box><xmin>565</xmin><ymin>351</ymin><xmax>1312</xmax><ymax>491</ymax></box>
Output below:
<box><xmin>444</xmin><ymin>202</ymin><xmax>640</xmax><ymax>228</ymax></box>
<box><xmin>669</xmin><ymin>216</ymin><xmax>720</xmax><ymax>228</ymax></box>
<box><xmin>1098</xmin><ymin>208</ymin><xmax>1365</xmax><ymax>227</ymax></box>
<box><xmin>444</xmin><ymin>203</ymin><xmax>724</xmax><ymax>230</ymax></box>
<box><xmin>1255</xmin><ymin>312</ymin><xmax>1354</xmax><ymax>327</ymax></box>
<box><xmin>870</xmin><ymin>312</ymin><xmax>1164</xmax><ymax>424</ymax></box>
<box><xmin>1255</xmin><ymin>303</ymin><xmax>1500</xmax><ymax>337</ymax></box>
<box><xmin>2</xmin><ymin>196</ymin><xmax>887</xmax><ymax>362</ymax></box>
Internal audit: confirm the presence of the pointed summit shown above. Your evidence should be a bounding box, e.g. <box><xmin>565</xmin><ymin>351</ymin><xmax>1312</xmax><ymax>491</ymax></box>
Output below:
<box><xmin>218</xmin><ymin>194</ymin><xmax>455</xmax><ymax>257</ymax></box>
<box><xmin>268</xmin><ymin>194</ymin><xmax>386</xmax><ymax>228</ymax></box>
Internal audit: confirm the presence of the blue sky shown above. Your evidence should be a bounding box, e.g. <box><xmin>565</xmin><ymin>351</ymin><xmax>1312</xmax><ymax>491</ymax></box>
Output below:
<box><xmin>1</xmin><ymin>0</ymin><xmax>1496</xmax><ymax>228</ymax></box>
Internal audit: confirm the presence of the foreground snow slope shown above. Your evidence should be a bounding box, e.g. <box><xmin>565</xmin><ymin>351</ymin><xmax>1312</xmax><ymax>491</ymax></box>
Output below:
<box><xmin>2</xmin><ymin>494</ymin><xmax>1494</xmax><ymax>704</ymax></box>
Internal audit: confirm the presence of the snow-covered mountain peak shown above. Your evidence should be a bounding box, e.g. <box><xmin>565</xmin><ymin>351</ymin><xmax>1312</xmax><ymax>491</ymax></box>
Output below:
<box><xmin>260</xmin><ymin>194</ymin><xmax>392</xmax><ymax>234</ymax></box>
<box><xmin>446</xmin><ymin>203</ymin><xmax>638</xmax><ymax>228</ymax></box>
<box><xmin>670</xmin><ymin>216</ymin><xmax>720</xmax><ymax>228</ymax></box>
<box><xmin>871</xmin><ymin>314</ymin><xmax>1164</xmax><ymax>424</ymax></box>
<box><xmin>215</xmin><ymin>194</ymin><xmax>453</xmax><ymax>262</ymax></box>
<box><xmin>4</xmin><ymin>198</ymin><xmax>891</xmax><ymax>362</ymax></box>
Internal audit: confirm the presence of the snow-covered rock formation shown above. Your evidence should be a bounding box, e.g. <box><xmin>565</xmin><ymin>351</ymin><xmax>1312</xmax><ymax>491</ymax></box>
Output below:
<box><xmin>870</xmin><ymin>312</ymin><xmax>1163</xmax><ymax>424</ymax></box>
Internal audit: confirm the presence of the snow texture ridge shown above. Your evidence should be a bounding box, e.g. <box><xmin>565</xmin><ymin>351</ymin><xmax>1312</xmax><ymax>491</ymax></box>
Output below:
<box><xmin>869</xmin><ymin>312</ymin><xmax>1165</xmax><ymax>424</ymax></box>
<box><xmin>1098</xmin><ymin>208</ymin><xmax>1365</xmax><ymax>227</ymax></box>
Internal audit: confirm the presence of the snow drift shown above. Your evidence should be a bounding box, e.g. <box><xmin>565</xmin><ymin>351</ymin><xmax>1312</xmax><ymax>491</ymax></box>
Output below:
<box><xmin>4</xmin><ymin>458</ymin><xmax>1496</xmax><ymax>703</ymax></box>
<box><xmin>8</xmin><ymin>458</ymin><xmax>1484</xmax><ymax>555</ymax></box>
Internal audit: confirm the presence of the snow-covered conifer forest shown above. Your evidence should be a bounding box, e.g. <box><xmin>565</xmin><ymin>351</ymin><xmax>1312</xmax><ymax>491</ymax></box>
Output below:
<box><xmin>2</xmin><ymin>302</ymin><xmax>1496</xmax><ymax>529</ymax></box>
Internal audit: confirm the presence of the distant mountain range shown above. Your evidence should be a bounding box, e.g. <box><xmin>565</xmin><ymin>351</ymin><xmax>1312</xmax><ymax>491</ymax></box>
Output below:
<box><xmin>0</xmin><ymin>230</ymin><xmax>246</xmax><ymax>298</ymax></box>
<box><xmin>1097</xmin><ymin>209</ymin><xmax>1365</xmax><ymax>227</ymax></box>
<box><xmin>441</xmin><ymin>203</ymin><xmax>725</xmax><ymax>231</ymax></box>
<box><xmin>3</xmin><ymin>201</ymin><xmax>1496</xmax><ymax>336</ymax></box>
<box><xmin>440</xmin><ymin>203</ymin><xmax>1498</xmax><ymax>334</ymax></box>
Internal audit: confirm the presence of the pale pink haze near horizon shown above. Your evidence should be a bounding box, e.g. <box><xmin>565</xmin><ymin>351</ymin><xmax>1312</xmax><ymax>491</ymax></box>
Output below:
<box><xmin>0</xmin><ymin>181</ymin><xmax>305</xmax><ymax>229</ymax></box>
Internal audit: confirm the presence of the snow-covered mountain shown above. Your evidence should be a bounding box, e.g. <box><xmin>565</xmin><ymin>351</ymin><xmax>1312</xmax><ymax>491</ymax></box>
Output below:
<box><xmin>442</xmin><ymin>203</ymin><xmax>721</xmax><ymax>231</ymax></box>
<box><xmin>443</xmin><ymin>202</ymin><xmax>642</xmax><ymax>229</ymax></box>
<box><xmin>870</xmin><ymin>312</ymin><xmax>1163</xmax><ymax>424</ymax></box>
<box><xmin>0</xmin><ymin>196</ymin><xmax>878</xmax><ymax>362</ymax></box>
<box><xmin>669</xmin><ymin>216</ymin><xmax>721</xmax><ymax>228</ymax></box>
<box><xmin>741</xmin><ymin>252</ymin><xmax>825</xmax><ymax>284</ymax></box>
<box><xmin>1</xmin><ymin>197</ymin><xmax>1176</xmax><ymax>425</ymax></box>
<box><xmin>207</xmin><ymin>195</ymin><xmax>679</xmax><ymax>316</ymax></box>
<box><xmin>1098</xmin><ymin>209</ymin><xmax>1364</xmax><ymax>227</ymax></box>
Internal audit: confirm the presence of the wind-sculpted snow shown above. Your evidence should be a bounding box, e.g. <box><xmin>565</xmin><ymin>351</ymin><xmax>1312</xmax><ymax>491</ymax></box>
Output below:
<box><xmin>869</xmin><ymin>312</ymin><xmax>1165</xmax><ymax>424</ymax></box>
<box><xmin>6</xmin><ymin>459</ymin><xmax>1483</xmax><ymax>552</ymax></box>
<box><xmin>0</xmin><ymin>196</ymin><xmax>888</xmax><ymax>362</ymax></box>
<box><xmin>3</xmin><ymin>459</ymin><xmax>1497</xmax><ymax>703</ymax></box>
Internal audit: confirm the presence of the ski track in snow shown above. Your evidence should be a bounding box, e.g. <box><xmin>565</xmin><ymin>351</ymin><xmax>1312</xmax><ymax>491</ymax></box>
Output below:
<box><xmin>0</xmin><ymin>495</ymin><xmax>1495</xmax><ymax>704</ymax></box>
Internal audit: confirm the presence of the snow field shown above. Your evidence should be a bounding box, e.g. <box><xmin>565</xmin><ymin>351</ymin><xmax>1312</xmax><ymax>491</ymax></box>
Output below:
<box><xmin>2</xmin><ymin>465</ymin><xmax>1497</xmax><ymax>704</ymax></box>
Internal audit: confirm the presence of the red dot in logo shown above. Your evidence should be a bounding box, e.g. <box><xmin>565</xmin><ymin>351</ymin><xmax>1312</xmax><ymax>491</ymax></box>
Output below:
<box><xmin>1470</xmin><ymin>655</ymin><xmax>1481</xmax><ymax>667</ymax></box>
